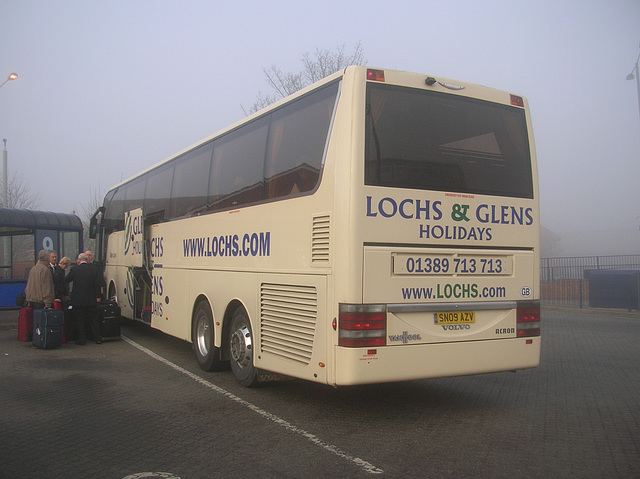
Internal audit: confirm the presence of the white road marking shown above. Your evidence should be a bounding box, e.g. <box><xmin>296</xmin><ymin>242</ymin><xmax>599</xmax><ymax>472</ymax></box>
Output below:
<box><xmin>122</xmin><ymin>335</ymin><xmax>384</xmax><ymax>475</ymax></box>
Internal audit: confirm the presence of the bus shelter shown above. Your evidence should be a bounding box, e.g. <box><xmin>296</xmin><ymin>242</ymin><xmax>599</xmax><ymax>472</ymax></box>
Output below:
<box><xmin>0</xmin><ymin>208</ymin><xmax>83</xmax><ymax>309</ymax></box>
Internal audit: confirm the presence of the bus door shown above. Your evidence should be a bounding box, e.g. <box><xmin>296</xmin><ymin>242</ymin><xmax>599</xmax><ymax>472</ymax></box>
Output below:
<box><xmin>123</xmin><ymin>208</ymin><xmax>152</xmax><ymax>321</ymax></box>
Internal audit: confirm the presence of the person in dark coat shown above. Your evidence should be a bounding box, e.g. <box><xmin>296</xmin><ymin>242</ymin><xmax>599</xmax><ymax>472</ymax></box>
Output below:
<box><xmin>54</xmin><ymin>256</ymin><xmax>71</xmax><ymax>301</ymax></box>
<box><xmin>48</xmin><ymin>251</ymin><xmax>57</xmax><ymax>279</ymax></box>
<box><xmin>55</xmin><ymin>256</ymin><xmax>74</xmax><ymax>340</ymax></box>
<box><xmin>85</xmin><ymin>250</ymin><xmax>105</xmax><ymax>300</ymax></box>
<box><xmin>65</xmin><ymin>253</ymin><xmax>102</xmax><ymax>345</ymax></box>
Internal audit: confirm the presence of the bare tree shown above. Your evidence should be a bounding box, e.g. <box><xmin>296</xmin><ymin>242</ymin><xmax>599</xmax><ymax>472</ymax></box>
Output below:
<box><xmin>76</xmin><ymin>184</ymin><xmax>104</xmax><ymax>253</ymax></box>
<box><xmin>244</xmin><ymin>42</ymin><xmax>367</xmax><ymax>115</ymax></box>
<box><xmin>0</xmin><ymin>172</ymin><xmax>41</xmax><ymax>276</ymax></box>
<box><xmin>1</xmin><ymin>171</ymin><xmax>41</xmax><ymax>209</ymax></box>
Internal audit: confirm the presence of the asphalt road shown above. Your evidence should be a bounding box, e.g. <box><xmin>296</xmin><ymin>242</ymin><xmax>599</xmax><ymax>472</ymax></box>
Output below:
<box><xmin>1</xmin><ymin>306</ymin><xmax>638</xmax><ymax>479</ymax></box>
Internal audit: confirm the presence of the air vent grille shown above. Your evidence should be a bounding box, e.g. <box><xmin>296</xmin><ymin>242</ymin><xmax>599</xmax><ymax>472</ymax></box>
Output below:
<box><xmin>312</xmin><ymin>214</ymin><xmax>331</xmax><ymax>265</ymax></box>
<box><xmin>260</xmin><ymin>283</ymin><xmax>317</xmax><ymax>365</ymax></box>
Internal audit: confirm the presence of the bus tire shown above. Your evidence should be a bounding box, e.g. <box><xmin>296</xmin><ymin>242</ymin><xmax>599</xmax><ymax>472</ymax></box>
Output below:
<box><xmin>229</xmin><ymin>307</ymin><xmax>259</xmax><ymax>387</ymax></box>
<box><xmin>192</xmin><ymin>300</ymin><xmax>226</xmax><ymax>372</ymax></box>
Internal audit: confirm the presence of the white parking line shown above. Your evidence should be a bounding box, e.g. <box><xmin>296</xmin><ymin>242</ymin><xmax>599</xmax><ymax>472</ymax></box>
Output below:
<box><xmin>122</xmin><ymin>335</ymin><xmax>384</xmax><ymax>475</ymax></box>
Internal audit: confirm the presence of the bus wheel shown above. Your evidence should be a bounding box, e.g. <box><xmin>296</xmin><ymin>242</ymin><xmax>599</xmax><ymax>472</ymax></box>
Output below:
<box><xmin>192</xmin><ymin>301</ymin><xmax>226</xmax><ymax>372</ymax></box>
<box><xmin>229</xmin><ymin>307</ymin><xmax>259</xmax><ymax>387</ymax></box>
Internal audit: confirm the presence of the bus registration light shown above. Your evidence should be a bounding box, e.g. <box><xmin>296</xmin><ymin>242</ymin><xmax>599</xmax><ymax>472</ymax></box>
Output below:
<box><xmin>516</xmin><ymin>301</ymin><xmax>540</xmax><ymax>338</ymax></box>
<box><xmin>339</xmin><ymin>304</ymin><xmax>387</xmax><ymax>347</ymax></box>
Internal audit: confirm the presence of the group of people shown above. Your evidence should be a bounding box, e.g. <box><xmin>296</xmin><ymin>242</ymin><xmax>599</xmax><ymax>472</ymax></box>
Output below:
<box><xmin>24</xmin><ymin>249</ymin><xmax>103</xmax><ymax>345</ymax></box>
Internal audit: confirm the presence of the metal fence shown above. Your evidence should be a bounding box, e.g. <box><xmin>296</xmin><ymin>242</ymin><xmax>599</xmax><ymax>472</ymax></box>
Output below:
<box><xmin>540</xmin><ymin>255</ymin><xmax>640</xmax><ymax>308</ymax></box>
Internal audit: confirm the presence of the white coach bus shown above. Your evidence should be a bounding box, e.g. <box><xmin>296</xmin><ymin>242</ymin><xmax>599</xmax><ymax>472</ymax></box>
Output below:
<box><xmin>90</xmin><ymin>66</ymin><xmax>540</xmax><ymax>387</ymax></box>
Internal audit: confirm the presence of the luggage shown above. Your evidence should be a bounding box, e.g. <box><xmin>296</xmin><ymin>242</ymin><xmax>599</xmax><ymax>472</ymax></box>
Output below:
<box><xmin>53</xmin><ymin>300</ymin><xmax>69</xmax><ymax>343</ymax></box>
<box><xmin>95</xmin><ymin>299</ymin><xmax>121</xmax><ymax>341</ymax></box>
<box><xmin>32</xmin><ymin>308</ymin><xmax>64</xmax><ymax>349</ymax></box>
<box><xmin>16</xmin><ymin>288</ymin><xmax>27</xmax><ymax>307</ymax></box>
<box><xmin>18</xmin><ymin>307</ymin><xmax>33</xmax><ymax>342</ymax></box>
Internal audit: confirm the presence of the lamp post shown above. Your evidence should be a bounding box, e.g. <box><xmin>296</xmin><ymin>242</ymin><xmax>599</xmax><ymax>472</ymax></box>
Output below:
<box><xmin>0</xmin><ymin>74</ymin><xmax>17</xmax><ymax>274</ymax></box>
<box><xmin>0</xmin><ymin>72</ymin><xmax>18</xmax><ymax>90</ymax></box>
<box><xmin>627</xmin><ymin>46</ymin><xmax>640</xmax><ymax>123</ymax></box>
<box><xmin>1</xmin><ymin>73</ymin><xmax>18</xmax><ymax>208</ymax></box>
<box><xmin>2</xmin><ymin>139</ymin><xmax>7</xmax><ymax>207</ymax></box>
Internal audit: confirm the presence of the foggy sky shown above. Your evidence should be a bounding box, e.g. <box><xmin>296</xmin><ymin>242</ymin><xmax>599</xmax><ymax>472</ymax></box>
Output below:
<box><xmin>1</xmin><ymin>0</ymin><xmax>639</xmax><ymax>256</ymax></box>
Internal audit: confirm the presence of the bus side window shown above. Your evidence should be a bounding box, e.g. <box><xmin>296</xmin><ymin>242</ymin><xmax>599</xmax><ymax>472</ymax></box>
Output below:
<box><xmin>264</xmin><ymin>82</ymin><xmax>338</xmax><ymax>200</ymax></box>
<box><xmin>208</xmin><ymin>117</ymin><xmax>269</xmax><ymax>211</ymax></box>
<box><xmin>169</xmin><ymin>143</ymin><xmax>213</xmax><ymax>218</ymax></box>
<box><xmin>144</xmin><ymin>163</ymin><xmax>174</xmax><ymax>222</ymax></box>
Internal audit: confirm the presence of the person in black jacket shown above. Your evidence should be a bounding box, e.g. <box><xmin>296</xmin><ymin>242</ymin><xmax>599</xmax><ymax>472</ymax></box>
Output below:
<box><xmin>85</xmin><ymin>250</ymin><xmax>105</xmax><ymax>299</ymax></box>
<box><xmin>54</xmin><ymin>256</ymin><xmax>73</xmax><ymax>340</ymax></box>
<box><xmin>48</xmin><ymin>251</ymin><xmax>57</xmax><ymax>279</ymax></box>
<box><xmin>54</xmin><ymin>256</ymin><xmax>71</xmax><ymax>301</ymax></box>
<box><xmin>65</xmin><ymin>253</ymin><xmax>102</xmax><ymax>345</ymax></box>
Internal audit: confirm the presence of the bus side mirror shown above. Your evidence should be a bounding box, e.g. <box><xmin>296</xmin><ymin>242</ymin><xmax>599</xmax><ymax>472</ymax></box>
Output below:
<box><xmin>89</xmin><ymin>221</ymin><xmax>98</xmax><ymax>239</ymax></box>
<box><xmin>89</xmin><ymin>207</ymin><xmax>105</xmax><ymax>239</ymax></box>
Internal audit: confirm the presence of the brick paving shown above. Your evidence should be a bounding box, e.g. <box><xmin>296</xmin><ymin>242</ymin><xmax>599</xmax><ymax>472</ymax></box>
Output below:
<box><xmin>0</xmin><ymin>306</ymin><xmax>638</xmax><ymax>478</ymax></box>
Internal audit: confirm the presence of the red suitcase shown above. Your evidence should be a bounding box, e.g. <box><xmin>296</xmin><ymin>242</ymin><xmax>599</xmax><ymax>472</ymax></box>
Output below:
<box><xmin>18</xmin><ymin>307</ymin><xmax>33</xmax><ymax>342</ymax></box>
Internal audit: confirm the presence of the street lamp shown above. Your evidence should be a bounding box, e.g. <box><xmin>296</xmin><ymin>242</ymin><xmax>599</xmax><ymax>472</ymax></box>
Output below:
<box><xmin>0</xmin><ymin>72</ymin><xmax>18</xmax><ymax>90</ymax></box>
<box><xmin>0</xmin><ymin>73</ymin><xmax>17</xmax><ymax>211</ymax></box>
<box><xmin>0</xmin><ymin>72</ymin><xmax>19</xmax><ymax>207</ymax></box>
<box><xmin>2</xmin><ymin>139</ymin><xmax>7</xmax><ymax>208</ymax></box>
<box><xmin>627</xmin><ymin>46</ymin><xmax>640</xmax><ymax>122</ymax></box>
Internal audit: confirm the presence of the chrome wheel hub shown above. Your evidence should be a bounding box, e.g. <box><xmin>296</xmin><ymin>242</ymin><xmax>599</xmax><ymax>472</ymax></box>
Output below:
<box><xmin>230</xmin><ymin>323</ymin><xmax>252</xmax><ymax>368</ymax></box>
<box><xmin>196</xmin><ymin>315</ymin><xmax>210</xmax><ymax>357</ymax></box>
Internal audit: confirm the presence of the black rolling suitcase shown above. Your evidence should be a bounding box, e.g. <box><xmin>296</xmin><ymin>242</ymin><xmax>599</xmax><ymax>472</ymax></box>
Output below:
<box><xmin>96</xmin><ymin>300</ymin><xmax>121</xmax><ymax>341</ymax></box>
<box><xmin>33</xmin><ymin>308</ymin><xmax>64</xmax><ymax>349</ymax></box>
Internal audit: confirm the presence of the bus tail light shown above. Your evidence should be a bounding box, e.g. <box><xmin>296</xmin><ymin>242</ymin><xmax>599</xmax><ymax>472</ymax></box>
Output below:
<box><xmin>339</xmin><ymin>304</ymin><xmax>387</xmax><ymax>347</ymax></box>
<box><xmin>516</xmin><ymin>301</ymin><xmax>540</xmax><ymax>338</ymax></box>
<box><xmin>367</xmin><ymin>69</ymin><xmax>385</xmax><ymax>82</ymax></box>
<box><xmin>510</xmin><ymin>94</ymin><xmax>524</xmax><ymax>107</ymax></box>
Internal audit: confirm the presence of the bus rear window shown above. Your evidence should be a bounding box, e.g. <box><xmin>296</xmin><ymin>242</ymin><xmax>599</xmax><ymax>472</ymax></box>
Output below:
<box><xmin>365</xmin><ymin>84</ymin><xmax>534</xmax><ymax>199</ymax></box>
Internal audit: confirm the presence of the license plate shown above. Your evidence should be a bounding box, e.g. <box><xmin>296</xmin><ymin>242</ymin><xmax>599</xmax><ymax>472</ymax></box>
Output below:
<box><xmin>434</xmin><ymin>311</ymin><xmax>476</xmax><ymax>324</ymax></box>
<box><xmin>394</xmin><ymin>254</ymin><xmax>513</xmax><ymax>276</ymax></box>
